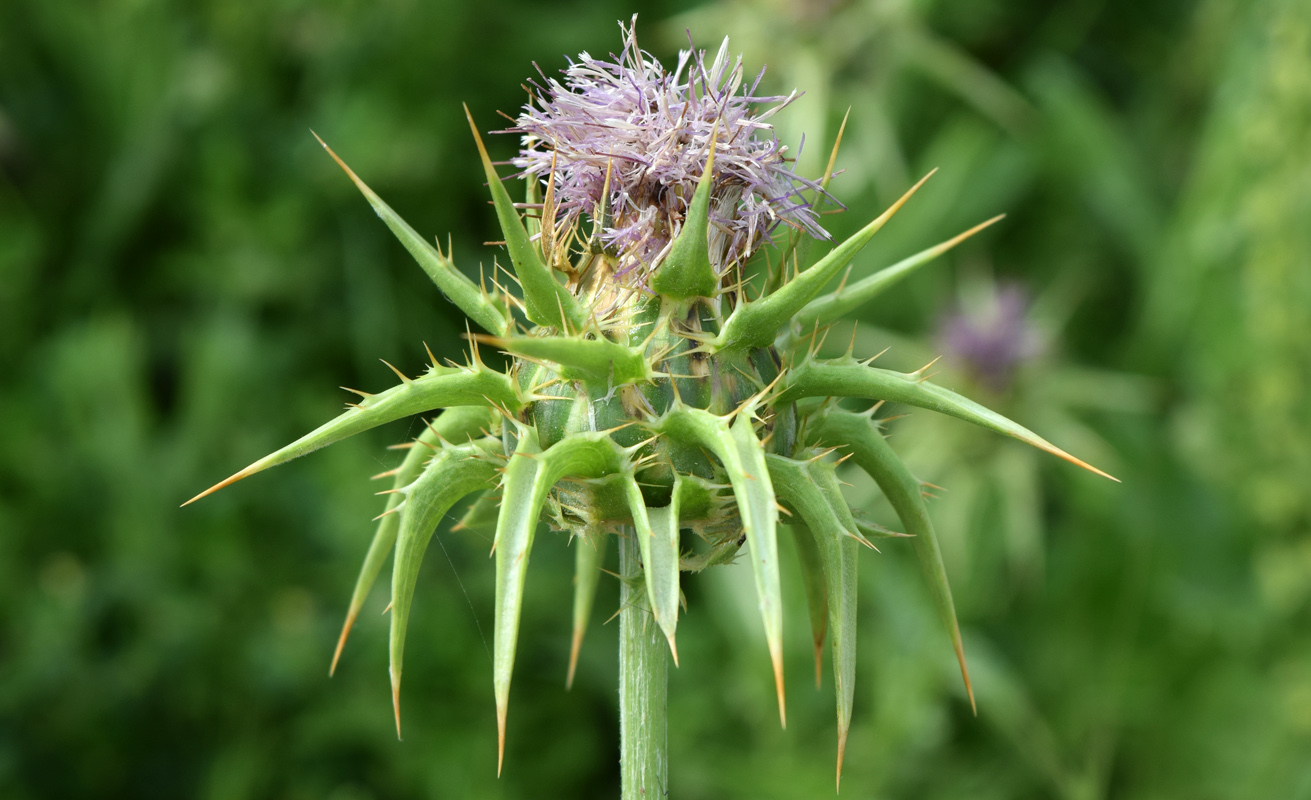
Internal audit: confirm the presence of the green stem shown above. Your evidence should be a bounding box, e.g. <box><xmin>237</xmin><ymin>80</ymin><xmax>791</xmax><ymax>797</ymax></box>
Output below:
<box><xmin>619</xmin><ymin>528</ymin><xmax>668</xmax><ymax>799</ymax></box>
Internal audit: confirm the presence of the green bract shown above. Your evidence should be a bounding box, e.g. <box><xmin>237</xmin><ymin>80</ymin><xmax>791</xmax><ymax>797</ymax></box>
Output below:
<box><xmin>184</xmin><ymin>27</ymin><xmax>1115</xmax><ymax>794</ymax></box>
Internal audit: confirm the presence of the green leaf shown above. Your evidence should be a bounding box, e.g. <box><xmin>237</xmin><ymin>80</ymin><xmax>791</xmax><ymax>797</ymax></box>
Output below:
<box><xmin>765</xmin><ymin>454</ymin><xmax>863</xmax><ymax>548</ymax></box>
<box><xmin>822</xmin><ymin>526</ymin><xmax>859</xmax><ymax>789</ymax></box>
<box><xmin>389</xmin><ymin>435</ymin><xmax>501</xmax><ymax>737</ymax></box>
<box><xmin>765</xmin><ymin>110</ymin><xmax>849</xmax><ymax>298</ymax></box>
<box><xmin>524</xmin><ymin>166</ymin><xmax>542</xmax><ymax>240</ymax></box>
<box><xmin>183</xmin><ymin>364</ymin><xmax>520</xmax><ymax>506</ymax></box>
<box><xmin>453</xmin><ymin>488</ymin><xmax>501</xmax><ymax>539</ymax></box>
<box><xmin>853</xmin><ymin>516</ymin><xmax>913</xmax><ymax>540</ymax></box>
<box><xmin>492</xmin><ymin>430</ymin><xmax>631</xmax><ymax>773</ymax></box>
<box><xmin>654</xmin><ymin>405</ymin><xmax>785</xmax><ymax>725</ymax></box>
<box><xmin>492</xmin><ymin>429</ymin><xmax>546</xmax><ymax>774</ymax></box>
<box><xmin>794</xmin><ymin>215</ymin><xmax>1004</xmax><ymax>332</ymax></box>
<box><xmin>566</xmin><ymin>527</ymin><xmax>606</xmax><ymax>690</ymax></box>
<box><xmin>331</xmin><ymin>406</ymin><xmax>496</xmax><ymax>677</ymax></box>
<box><xmin>807</xmin><ymin>407</ymin><xmax>975</xmax><ymax>712</ymax></box>
<box><xmin>625</xmin><ymin>474</ymin><xmax>682</xmax><ymax>663</ymax></box>
<box><xmin>801</xmin><ymin>456</ymin><xmax>863</xmax><ymax>789</ymax></box>
<box><xmin>713</xmin><ymin>171</ymin><xmax>934</xmax><ymax>351</ymax></box>
<box><xmin>766</xmin><ymin>453</ymin><xmax>860</xmax><ymax>784</ymax></box>
<box><xmin>673</xmin><ymin>473</ymin><xmax>717</xmax><ymax>522</ymax></box>
<box><xmin>651</xmin><ymin>133</ymin><xmax>718</xmax><ymax>299</ymax></box>
<box><xmin>313</xmin><ymin>133</ymin><xmax>510</xmax><ymax>337</ymax></box>
<box><xmin>485</xmin><ymin>334</ymin><xmax>652</xmax><ymax>386</ymax></box>
<box><xmin>788</xmin><ymin>522</ymin><xmax>828</xmax><ymax>688</ymax></box>
<box><xmin>779</xmin><ymin>359</ymin><xmax>1116</xmax><ymax>480</ymax></box>
<box><xmin>465</xmin><ymin>106</ymin><xmax>588</xmax><ymax>332</ymax></box>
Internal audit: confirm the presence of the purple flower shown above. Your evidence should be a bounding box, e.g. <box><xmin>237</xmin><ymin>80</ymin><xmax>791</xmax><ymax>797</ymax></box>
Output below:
<box><xmin>507</xmin><ymin>16</ymin><xmax>831</xmax><ymax>284</ymax></box>
<box><xmin>938</xmin><ymin>283</ymin><xmax>1044</xmax><ymax>392</ymax></box>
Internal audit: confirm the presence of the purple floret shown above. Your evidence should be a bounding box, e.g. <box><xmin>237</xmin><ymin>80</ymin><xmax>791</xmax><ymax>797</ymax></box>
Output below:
<box><xmin>938</xmin><ymin>283</ymin><xmax>1044</xmax><ymax>392</ymax></box>
<box><xmin>507</xmin><ymin>16</ymin><xmax>832</xmax><ymax>284</ymax></box>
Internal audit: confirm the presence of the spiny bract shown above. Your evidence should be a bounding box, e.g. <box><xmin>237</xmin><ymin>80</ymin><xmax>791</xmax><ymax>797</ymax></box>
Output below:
<box><xmin>184</xmin><ymin>17</ymin><xmax>1115</xmax><ymax>788</ymax></box>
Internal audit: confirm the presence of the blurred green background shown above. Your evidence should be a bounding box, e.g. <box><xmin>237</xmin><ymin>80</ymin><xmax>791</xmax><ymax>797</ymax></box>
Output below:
<box><xmin>2</xmin><ymin>0</ymin><xmax>1309</xmax><ymax>797</ymax></box>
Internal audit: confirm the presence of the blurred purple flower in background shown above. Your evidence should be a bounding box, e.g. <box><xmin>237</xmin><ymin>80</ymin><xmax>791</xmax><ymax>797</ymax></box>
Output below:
<box><xmin>937</xmin><ymin>282</ymin><xmax>1044</xmax><ymax>392</ymax></box>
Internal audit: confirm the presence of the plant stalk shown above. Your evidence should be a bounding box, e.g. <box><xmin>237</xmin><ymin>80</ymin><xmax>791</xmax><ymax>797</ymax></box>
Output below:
<box><xmin>619</xmin><ymin>528</ymin><xmax>668</xmax><ymax>799</ymax></box>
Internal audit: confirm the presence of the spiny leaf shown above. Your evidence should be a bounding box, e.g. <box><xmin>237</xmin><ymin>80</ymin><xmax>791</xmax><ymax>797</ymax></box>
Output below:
<box><xmin>653</xmin><ymin>406</ymin><xmax>785</xmax><ymax>726</ymax></box>
<box><xmin>788</xmin><ymin>522</ymin><xmax>828</xmax><ymax>688</ymax></box>
<box><xmin>523</xmin><ymin>165</ymin><xmax>542</xmax><ymax>240</ymax></box>
<box><xmin>765</xmin><ymin>454</ymin><xmax>862</xmax><ymax>553</ymax></box>
<box><xmin>312</xmin><ymin>133</ymin><xmax>510</xmax><ymax>337</ymax></box>
<box><xmin>480</xmin><ymin>334</ymin><xmax>653</xmax><ymax>386</ymax></box>
<box><xmin>651</xmin><ymin>125</ymin><xmax>719</xmax><ymax>299</ymax></box>
<box><xmin>800</xmin><ymin>455</ymin><xmax>864</xmax><ymax>790</ymax></box>
<box><xmin>182</xmin><ymin>364</ymin><xmax>520</xmax><ymax>506</ymax></box>
<box><xmin>453</xmin><ymin>488</ymin><xmax>501</xmax><ymax>538</ymax></box>
<box><xmin>766</xmin><ymin>109</ymin><xmax>849</xmax><ymax>297</ymax></box>
<box><xmin>779</xmin><ymin>359</ymin><xmax>1117</xmax><ymax>481</ymax></box>
<box><xmin>824</xmin><ymin>524</ymin><xmax>859</xmax><ymax>792</ymax></box>
<box><xmin>795</xmin><ymin>214</ymin><xmax>1005</xmax><ymax>332</ymax></box>
<box><xmin>464</xmin><ymin>105</ymin><xmax>587</xmax><ymax>332</ymax></box>
<box><xmin>713</xmin><ymin>170</ymin><xmax>935</xmax><ymax>352</ymax></box>
<box><xmin>493</xmin><ymin>430</ymin><xmax>630</xmax><ymax>774</ymax></box>
<box><xmin>493</xmin><ymin>429</ymin><xmax>546</xmax><ymax>776</ymax></box>
<box><xmin>625</xmin><ymin>474</ymin><xmax>682</xmax><ymax>663</ymax></box>
<box><xmin>766</xmin><ymin>453</ymin><xmax>860</xmax><ymax>785</ymax></box>
<box><xmin>808</xmin><ymin>407</ymin><xmax>975</xmax><ymax>712</ymax></box>
<box><xmin>673</xmin><ymin>473</ymin><xmax>717</xmax><ymax>522</ymax></box>
<box><xmin>567</xmin><ymin>528</ymin><xmax>607</xmax><ymax>690</ymax></box>
<box><xmin>389</xmin><ymin>435</ymin><xmax>501</xmax><ymax>738</ymax></box>
<box><xmin>332</xmin><ymin>406</ymin><xmax>496</xmax><ymax>677</ymax></box>
<box><xmin>853</xmin><ymin>517</ymin><xmax>914</xmax><ymax>540</ymax></box>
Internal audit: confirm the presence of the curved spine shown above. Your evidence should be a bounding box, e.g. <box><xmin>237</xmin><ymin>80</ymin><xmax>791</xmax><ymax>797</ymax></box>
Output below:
<box><xmin>389</xmin><ymin>434</ymin><xmax>502</xmax><ymax>737</ymax></box>
<box><xmin>793</xmin><ymin>214</ymin><xmax>1004</xmax><ymax>333</ymax></box>
<box><xmin>789</xmin><ymin>522</ymin><xmax>828</xmax><ymax>688</ymax></box>
<box><xmin>651</xmin><ymin>127</ymin><xmax>719</xmax><ymax>299</ymax></box>
<box><xmin>625</xmin><ymin>474</ymin><xmax>683</xmax><ymax>663</ymax></box>
<box><xmin>482</xmin><ymin>334</ymin><xmax>653</xmax><ymax>386</ymax></box>
<box><xmin>182</xmin><ymin>364</ymin><xmax>520</xmax><ymax>506</ymax></box>
<box><xmin>492</xmin><ymin>430</ymin><xmax>633</xmax><ymax>773</ymax></box>
<box><xmin>779</xmin><ymin>358</ymin><xmax>1117</xmax><ymax>480</ymax></box>
<box><xmin>566</xmin><ymin>527</ymin><xmax>607</xmax><ymax>690</ymax></box>
<box><xmin>808</xmin><ymin>407</ymin><xmax>976</xmax><ymax>713</ymax></box>
<box><xmin>652</xmin><ymin>404</ymin><xmax>785</xmax><ymax>726</ymax></box>
<box><xmin>713</xmin><ymin>171</ymin><xmax>934</xmax><ymax>351</ymax></box>
<box><xmin>465</xmin><ymin>106</ymin><xmax>588</xmax><ymax>332</ymax></box>
<box><xmin>313</xmin><ymin>133</ymin><xmax>511</xmax><ymax>336</ymax></box>
<box><xmin>332</xmin><ymin>406</ymin><xmax>496</xmax><ymax>676</ymax></box>
<box><xmin>767</xmin><ymin>453</ymin><xmax>861</xmax><ymax>788</ymax></box>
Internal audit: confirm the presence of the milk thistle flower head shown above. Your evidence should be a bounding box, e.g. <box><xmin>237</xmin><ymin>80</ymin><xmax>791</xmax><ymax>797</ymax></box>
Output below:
<box><xmin>511</xmin><ymin>17</ymin><xmax>831</xmax><ymax>286</ymax></box>
<box><xmin>184</xmin><ymin>16</ymin><xmax>1116</xmax><ymax>795</ymax></box>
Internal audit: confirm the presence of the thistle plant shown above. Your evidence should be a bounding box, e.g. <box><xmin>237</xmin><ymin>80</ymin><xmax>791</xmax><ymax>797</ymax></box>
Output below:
<box><xmin>877</xmin><ymin>273</ymin><xmax>1152</xmax><ymax>593</ymax></box>
<box><xmin>184</xmin><ymin>18</ymin><xmax>1115</xmax><ymax>796</ymax></box>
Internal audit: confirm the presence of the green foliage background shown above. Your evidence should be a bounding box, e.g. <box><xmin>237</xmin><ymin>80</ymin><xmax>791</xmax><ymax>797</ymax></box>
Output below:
<box><xmin>1</xmin><ymin>0</ymin><xmax>1308</xmax><ymax>797</ymax></box>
